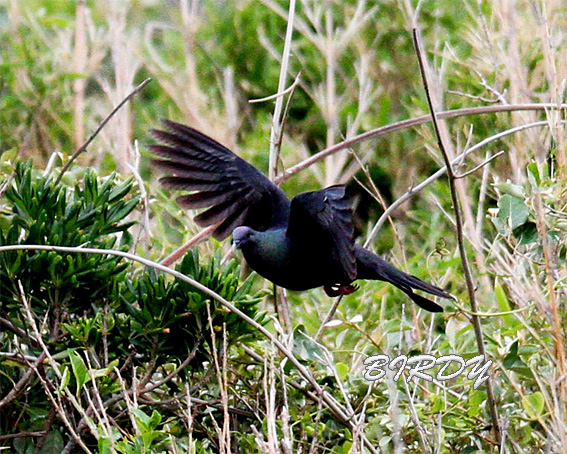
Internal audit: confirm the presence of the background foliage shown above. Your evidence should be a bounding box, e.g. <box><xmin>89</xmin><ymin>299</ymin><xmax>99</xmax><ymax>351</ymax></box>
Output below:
<box><xmin>1</xmin><ymin>0</ymin><xmax>566</xmax><ymax>453</ymax></box>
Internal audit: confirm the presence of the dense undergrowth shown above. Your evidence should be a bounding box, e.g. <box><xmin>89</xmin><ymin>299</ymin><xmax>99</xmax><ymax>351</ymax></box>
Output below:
<box><xmin>1</xmin><ymin>1</ymin><xmax>566</xmax><ymax>453</ymax></box>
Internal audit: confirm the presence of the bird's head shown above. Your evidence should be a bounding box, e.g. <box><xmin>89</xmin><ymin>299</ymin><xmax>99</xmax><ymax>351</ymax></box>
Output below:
<box><xmin>231</xmin><ymin>226</ymin><xmax>256</xmax><ymax>250</ymax></box>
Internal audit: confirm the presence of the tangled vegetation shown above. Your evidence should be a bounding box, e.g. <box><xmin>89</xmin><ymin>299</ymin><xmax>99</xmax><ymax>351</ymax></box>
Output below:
<box><xmin>1</xmin><ymin>1</ymin><xmax>566</xmax><ymax>453</ymax></box>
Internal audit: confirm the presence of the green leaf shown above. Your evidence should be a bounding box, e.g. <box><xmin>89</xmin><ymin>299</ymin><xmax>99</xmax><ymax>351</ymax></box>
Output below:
<box><xmin>39</xmin><ymin>430</ymin><xmax>64</xmax><ymax>453</ymax></box>
<box><xmin>68</xmin><ymin>349</ymin><xmax>88</xmax><ymax>393</ymax></box>
<box><xmin>108</xmin><ymin>179</ymin><xmax>134</xmax><ymax>202</ymax></box>
<box><xmin>493</xmin><ymin>182</ymin><xmax>525</xmax><ymax>198</ymax></box>
<box><xmin>503</xmin><ymin>341</ymin><xmax>532</xmax><ymax>378</ymax></box>
<box><xmin>131</xmin><ymin>407</ymin><xmax>150</xmax><ymax>426</ymax></box>
<box><xmin>59</xmin><ymin>366</ymin><xmax>70</xmax><ymax>393</ymax></box>
<box><xmin>527</xmin><ymin>162</ymin><xmax>541</xmax><ymax>186</ymax></box>
<box><xmin>467</xmin><ymin>389</ymin><xmax>487</xmax><ymax>417</ymax></box>
<box><xmin>522</xmin><ymin>391</ymin><xmax>545</xmax><ymax>419</ymax></box>
<box><xmin>497</xmin><ymin>194</ymin><xmax>530</xmax><ymax>230</ymax></box>
<box><xmin>430</xmin><ymin>393</ymin><xmax>444</xmax><ymax>412</ymax></box>
<box><xmin>98</xmin><ymin>436</ymin><xmax>113</xmax><ymax>454</ymax></box>
<box><xmin>513</xmin><ymin>222</ymin><xmax>538</xmax><ymax>245</ymax></box>
<box><xmin>336</xmin><ymin>362</ymin><xmax>349</xmax><ymax>381</ymax></box>
<box><xmin>494</xmin><ymin>283</ymin><xmax>520</xmax><ymax>329</ymax></box>
<box><xmin>446</xmin><ymin>316</ymin><xmax>469</xmax><ymax>350</ymax></box>
<box><xmin>148</xmin><ymin>409</ymin><xmax>162</xmax><ymax>428</ymax></box>
<box><xmin>0</xmin><ymin>147</ymin><xmax>18</xmax><ymax>163</ymax></box>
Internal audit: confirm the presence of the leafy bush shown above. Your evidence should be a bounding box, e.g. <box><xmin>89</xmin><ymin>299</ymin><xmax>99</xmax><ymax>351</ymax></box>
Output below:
<box><xmin>0</xmin><ymin>164</ymin><xmax>267</xmax><ymax>453</ymax></box>
<box><xmin>1</xmin><ymin>1</ymin><xmax>567</xmax><ymax>452</ymax></box>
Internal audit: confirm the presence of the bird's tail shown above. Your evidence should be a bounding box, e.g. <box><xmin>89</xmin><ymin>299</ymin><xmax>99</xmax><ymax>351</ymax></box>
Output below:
<box><xmin>355</xmin><ymin>246</ymin><xmax>453</xmax><ymax>312</ymax></box>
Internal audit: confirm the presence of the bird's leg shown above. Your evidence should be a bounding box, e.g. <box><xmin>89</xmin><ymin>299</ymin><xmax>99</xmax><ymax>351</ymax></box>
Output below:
<box><xmin>324</xmin><ymin>283</ymin><xmax>359</xmax><ymax>297</ymax></box>
<box><xmin>324</xmin><ymin>285</ymin><xmax>341</xmax><ymax>297</ymax></box>
<box><xmin>338</xmin><ymin>284</ymin><xmax>359</xmax><ymax>295</ymax></box>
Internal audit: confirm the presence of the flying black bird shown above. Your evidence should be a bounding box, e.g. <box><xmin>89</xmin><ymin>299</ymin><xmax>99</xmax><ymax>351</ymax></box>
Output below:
<box><xmin>150</xmin><ymin>120</ymin><xmax>453</xmax><ymax>312</ymax></box>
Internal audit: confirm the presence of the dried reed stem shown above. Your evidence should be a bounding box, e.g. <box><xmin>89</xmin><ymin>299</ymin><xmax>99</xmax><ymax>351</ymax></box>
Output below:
<box><xmin>56</xmin><ymin>78</ymin><xmax>151</xmax><ymax>185</ymax></box>
<box><xmin>0</xmin><ymin>243</ymin><xmax>379</xmax><ymax>454</ymax></box>
<box><xmin>412</xmin><ymin>26</ymin><xmax>502</xmax><ymax>444</ymax></box>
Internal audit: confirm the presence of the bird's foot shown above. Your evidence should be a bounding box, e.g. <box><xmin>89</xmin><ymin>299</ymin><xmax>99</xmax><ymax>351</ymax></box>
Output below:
<box><xmin>324</xmin><ymin>283</ymin><xmax>359</xmax><ymax>297</ymax></box>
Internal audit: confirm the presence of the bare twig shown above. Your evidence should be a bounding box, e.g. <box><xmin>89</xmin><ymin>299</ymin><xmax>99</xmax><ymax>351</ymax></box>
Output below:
<box><xmin>314</xmin><ymin>295</ymin><xmax>343</xmax><ymax>341</ymax></box>
<box><xmin>455</xmin><ymin>150</ymin><xmax>505</xmax><ymax>179</ymax></box>
<box><xmin>127</xmin><ymin>141</ymin><xmax>152</xmax><ymax>254</ymax></box>
<box><xmin>412</xmin><ymin>26</ymin><xmax>502</xmax><ymax>444</ymax></box>
<box><xmin>402</xmin><ymin>372</ymin><xmax>431</xmax><ymax>453</ymax></box>
<box><xmin>534</xmin><ymin>191</ymin><xmax>567</xmax><ymax>426</ymax></box>
<box><xmin>55</xmin><ymin>78</ymin><xmax>151</xmax><ymax>185</ymax></box>
<box><xmin>0</xmin><ymin>316</ymin><xmax>39</xmax><ymax>345</ymax></box>
<box><xmin>160</xmin><ymin>223</ymin><xmax>219</xmax><ymax>266</ymax></box>
<box><xmin>206</xmin><ymin>304</ymin><xmax>231</xmax><ymax>454</ymax></box>
<box><xmin>0</xmin><ymin>243</ymin><xmax>379</xmax><ymax>454</ymax></box>
<box><xmin>142</xmin><ymin>334</ymin><xmax>204</xmax><ymax>394</ymax></box>
<box><xmin>274</xmin><ymin>103</ymin><xmax>567</xmax><ymax>185</ymax></box>
<box><xmin>268</xmin><ymin>0</ymin><xmax>296</xmax><ymax>181</ymax></box>
<box><xmin>364</xmin><ymin>120</ymin><xmax>564</xmax><ymax>246</ymax></box>
<box><xmin>0</xmin><ymin>351</ymin><xmax>46</xmax><ymax>409</ymax></box>
<box><xmin>0</xmin><ymin>432</ymin><xmax>47</xmax><ymax>441</ymax></box>
<box><xmin>264</xmin><ymin>0</ymin><xmax>297</xmax><ymax>333</ymax></box>
<box><xmin>73</xmin><ymin>0</ymin><xmax>87</xmax><ymax>148</ymax></box>
<box><xmin>249</xmin><ymin>73</ymin><xmax>301</xmax><ymax>104</ymax></box>
<box><xmin>18</xmin><ymin>282</ymin><xmax>95</xmax><ymax>453</ymax></box>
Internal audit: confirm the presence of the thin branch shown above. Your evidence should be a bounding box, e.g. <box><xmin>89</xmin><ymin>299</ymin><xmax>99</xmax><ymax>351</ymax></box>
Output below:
<box><xmin>0</xmin><ymin>243</ymin><xmax>378</xmax><ymax>454</ymax></box>
<box><xmin>249</xmin><ymin>72</ymin><xmax>301</xmax><ymax>104</ymax></box>
<box><xmin>453</xmin><ymin>303</ymin><xmax>535</xmax><ymax>318</ymax></box>
<box><xmin>0</xmin><ymin>432</ymin><xmax>47</xmax><ymax>441</ymax></box>
<box><xmin>18</xmin><ymin>282</ymin><xmax>95</xmax><ymax>454</ymax></box>
<box><xmin>314</xmin><ymin>296</ymin><xmax>343</xmax><ymax>341</ymax></box>
<box><xmin>142</xmin><ymin>334</ymin><xmax>204</xmax><ymax>394</ymax></box>
<box><xmin>534</xmin><ymin>190</ymin><xmax>567</xmax><ymax>425</ymax></box>
<box><xmin>127</xmin><ymin>141</ymin><xmax>152</xmax><ymax>254</ymax></box>
<box><xmin>402</xmin><ymin>372</ymin><xmax>431</xmax><ymax>453</ymax></box>
<box><xmin>268</xmin><ymin>0</ymin><xmax>296</xmax><ymax>181</ymax></box>
<box><xmin>412</xmin><ymin>26</ymin><xmax>502</xmax><ymax>445</ymax></box>
<box><xmin>364</xmin><ymin>120</ymin><xmax>564</xmax><ymax>246</ymax></box>
<box><xmin>55</xmin><ymin>78</ymin><xmax>151</xmax><ymax>185</ymax></box>
<box><xmin>0</xmin><ymin>316</ymin><xmax>40</xmax><ymax>346</ymax></box>
<box><xmin>0</xmin><ymin>352</ymin><xmax>47</xmax><ymax>409</ymax></box>
<box><xmin>454</xmin><ymin>150</ymin><xmax>505</xmax><ymax>179</ymax></box>
<box><xmin>274</xmin><ymin>103</ymin><xmax>567</xmax><ymax>185</ymax></box>
<box><xmin>264</xmin><ymin>0</ymin><xmax>297</xmax><ymax>333</ymax></box>
<box><xmin>160</xmin><ymin>223</ymin><xmax>219</xmax><ymax>266</ymax></box>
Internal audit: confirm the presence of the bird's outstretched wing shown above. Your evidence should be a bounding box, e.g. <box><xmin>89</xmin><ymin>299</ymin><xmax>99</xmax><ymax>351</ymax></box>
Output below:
<box><xmin>287</xmin><ymin>185</ymin><xmax>357</xmax><ymax>282</ymax></box>
<box><xmin>150</xmin><ymin>120</ymin><xmax>291</xmax><ymax>240</ymax></box>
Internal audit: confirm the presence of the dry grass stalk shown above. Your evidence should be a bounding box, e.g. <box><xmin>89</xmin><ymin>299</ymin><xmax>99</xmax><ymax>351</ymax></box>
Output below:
<box><xmin>410</xmin><ymin>17</ymin><xmax>502</xmax><ymax>445</ymax></box>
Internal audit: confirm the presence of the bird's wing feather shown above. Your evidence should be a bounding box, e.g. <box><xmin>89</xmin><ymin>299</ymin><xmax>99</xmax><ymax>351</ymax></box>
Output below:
<box><xmin>355</xmin><ymin>245</ymin><xmax>453</xmax><ymax>312</ymax></box>
<box><xmin>287</xmin><ymin>186</ymin><xmax>357</xmax><ymax>282</ymax></box>
<box><xmin>150</xmin><ymin>120</ymin><xmax>290</xmax><ymax>240</ymax></box>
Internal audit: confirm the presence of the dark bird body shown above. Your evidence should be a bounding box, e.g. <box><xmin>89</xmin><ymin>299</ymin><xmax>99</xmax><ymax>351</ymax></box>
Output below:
<box><xmin>151</xmin><ymin>120</ymin><xmax>453</xmax><ymax>312</ymax></box>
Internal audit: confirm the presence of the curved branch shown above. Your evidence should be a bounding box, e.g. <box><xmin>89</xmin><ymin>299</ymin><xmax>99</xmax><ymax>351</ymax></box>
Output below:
<box><xmin>275</xmin><ymin>103</ymin><xmax>567</xmax><ymax>184</ymax></box>
<box><xmin>163</xmin><ymin>104</ymin><xmax>567</xmax><ymax>264</ymax></box>
<box><xmin>0</xmin><ymin>244</ymin><xmax>378</xmax><ymax>454</ymax></box>
<box><xmin>55</xmin><ymin>78</ymin><xmax>151</xmax><ymax>185</ymax></box>
<box><xmin>364</xmin><ymin>120</ymin><xmax>564</xmax><ymax>246</ymax></box>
